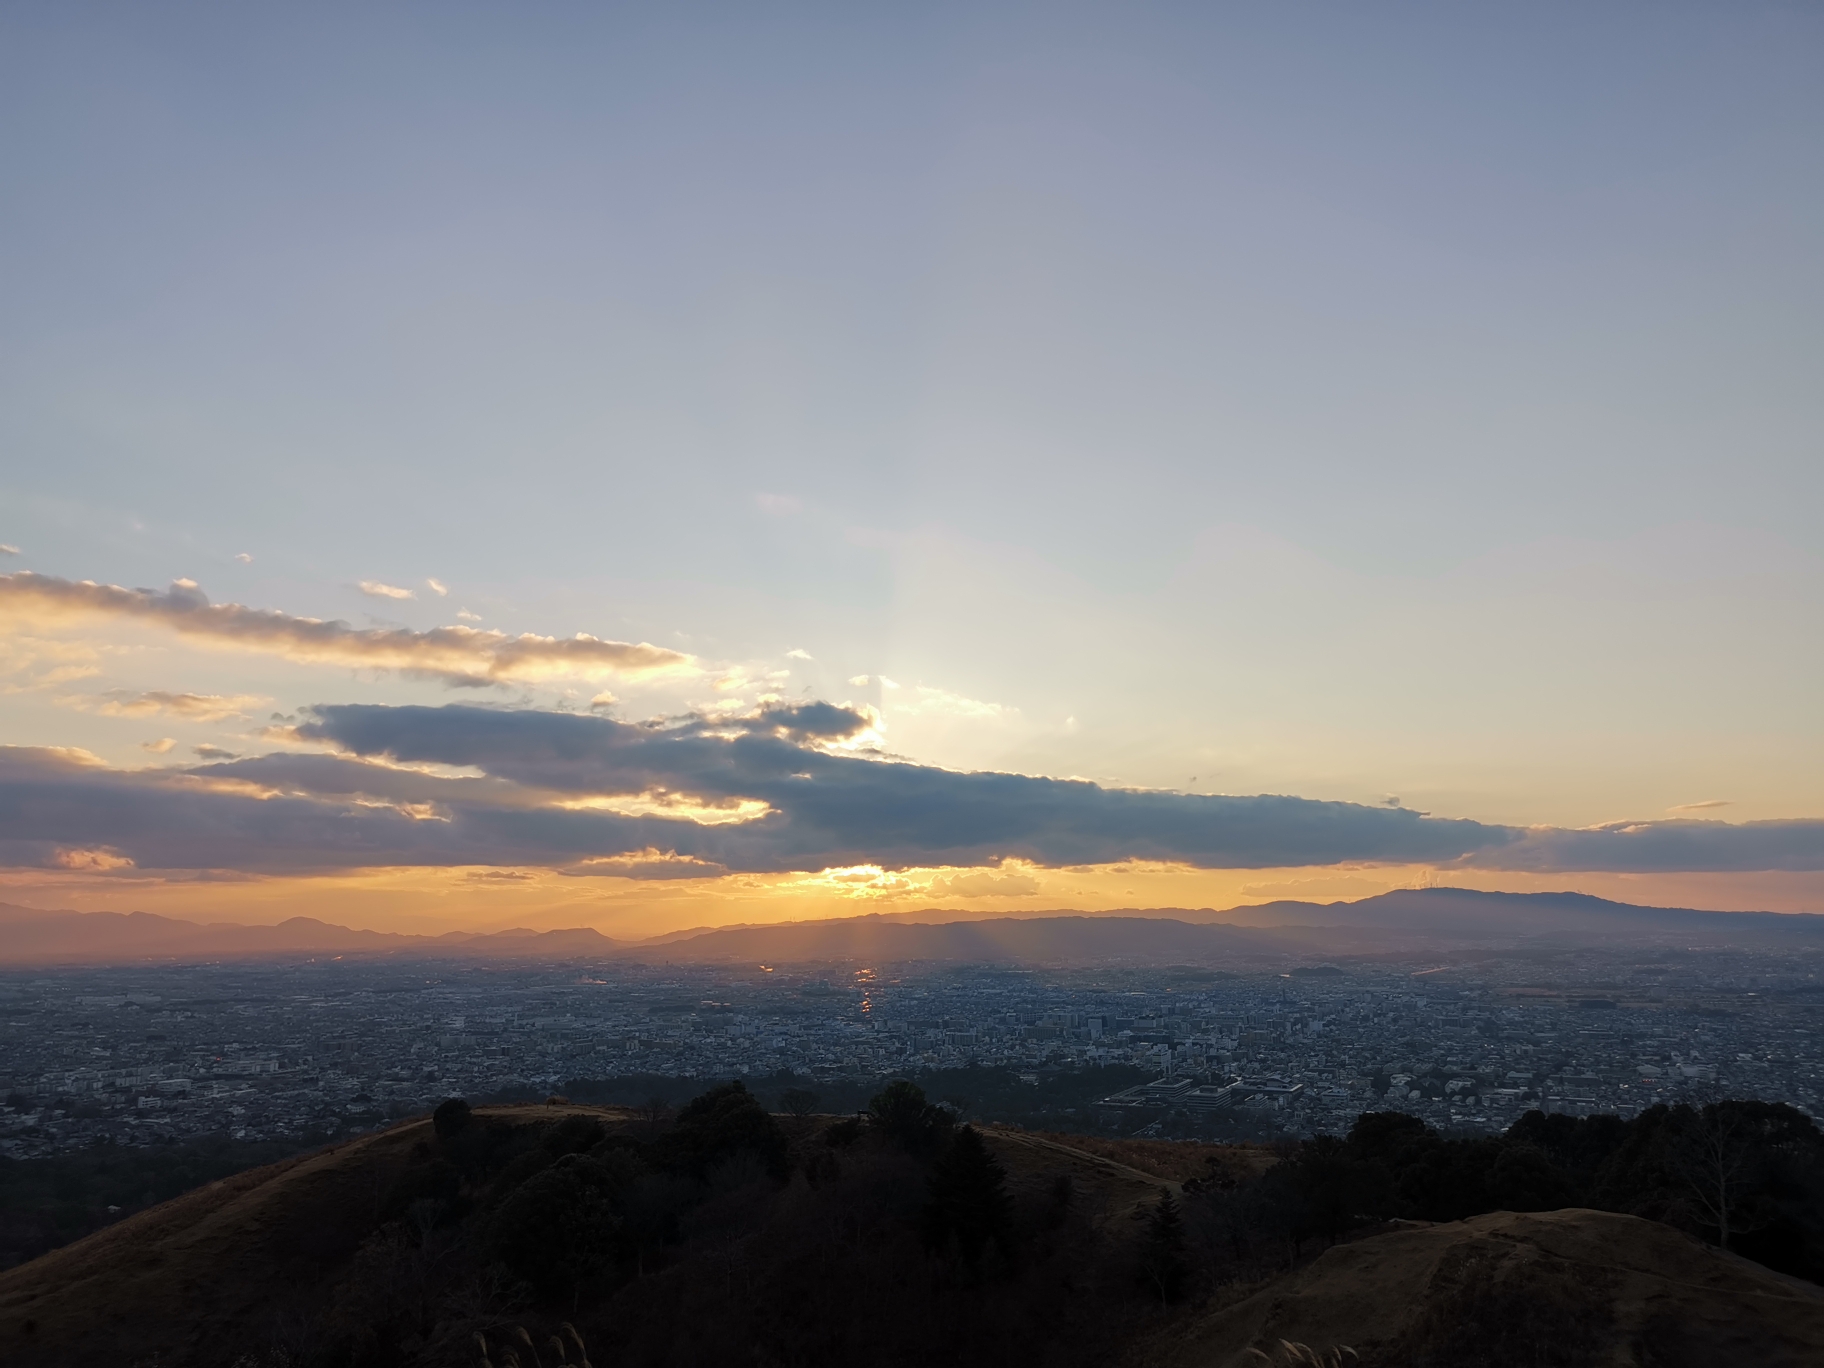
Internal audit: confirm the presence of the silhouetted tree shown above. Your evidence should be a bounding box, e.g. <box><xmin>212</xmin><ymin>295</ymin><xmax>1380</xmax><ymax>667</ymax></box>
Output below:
<box><xmin>432</xmin><ymin>1097</ymin><xmax>471</xmax><ymax>1141</ymax></box>
<box><xmin>1285</xmin><ymin>1134</ymin><xmax>1391</xmax><ymax>1243</ymax></box>
<box><xmin>487</xmin><ymin>1153</ymin><xmax>621</xmax><ymax>1300</ymax></box>
<box><xmin>640</xmin><ymin>1095</ymin><xmax>669</xmax><ymax>1134</ymax></box>
<box><xmin>654</xmin><ymin>1080</ymin><xmax>791</xmax><ymax>1182</ymax></box>
<box><xmin>781</xmin><ymin>1087</ymin><xmax>820</xmax><ymax>1118</ymax></box>
<box><xmin>869</xmin><ymin>1080</ymin><xmax>953</xmax><ymax>1155</ymax></box>
<box><xmin>1139</xmin><ymin>1187</ymin><xmax>1189</xmax><ymax>1304</ymax></box>
<box><xmin>923</xmin><ymin>1125</ymin><xmax>1011</xmax><ymax>1270</ymax></box>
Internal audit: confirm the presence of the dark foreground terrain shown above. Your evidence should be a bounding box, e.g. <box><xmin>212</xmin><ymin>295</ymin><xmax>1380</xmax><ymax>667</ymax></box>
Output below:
<box><xmin>2</xmin><ymin>1085</ymin><xmax>1822</xmax><ymax>1368</ymax></box>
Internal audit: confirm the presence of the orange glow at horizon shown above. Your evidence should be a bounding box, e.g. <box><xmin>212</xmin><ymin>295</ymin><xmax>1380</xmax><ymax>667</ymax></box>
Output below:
<box><xmin>3</xmin><ymin>860</ymin><xmax>1823</xmax><ymax>940</ymax></box>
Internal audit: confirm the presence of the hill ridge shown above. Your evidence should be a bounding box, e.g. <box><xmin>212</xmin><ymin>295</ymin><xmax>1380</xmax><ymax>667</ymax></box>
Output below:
<box><xmin>1</xmin><ymin>886</ymin><xmax>1819</xmax><ymax>966</ymax></box>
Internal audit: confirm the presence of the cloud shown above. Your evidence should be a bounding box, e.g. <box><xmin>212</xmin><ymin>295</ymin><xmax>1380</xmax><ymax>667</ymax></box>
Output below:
<box><xmin>1463</xmin><ymin>819</ymin><xmax>1824</xmax><ymax>874</ymax></box>
<box><xmin>52</xmin><ymin>847</ymin><xmax>135</xmax><ymax>871</ymax></box>
<box><xmin>786</xmin><ymin>649</ymin><xmax>813</xmax><ymax>660</ymax></box>
<box><xmin>83</xmin><ymin>690</ymin><xmax>266</xmax><ymax>722</ymax></box>
<box><xmin>359</xmin><ymin>581</ymin><xmax>415</xmax><ymax>600</ymax></box>
<box><xmin>141</xmin><ymin>738</ymin><xmax>177</xmax><ymax>754</ymax></box>
<box><xmin>0</xmin><ymin>545</ymin><xmax>20</xmax><ymax>556</ymax></box>
<box><xmin>457</xmin><ymin>609</ymin><xmax>482</xmax><ymax>622</ymax></box>
<box><xmin>0</xmin><ymin>573</ymin><xmax>694</xmax><ymax>687</ymax></box>
<box><xmin>848</xmin><ymin>675</ymin><xmax>871</xmax><ymax>686</ymax></box>
<box><xmin>1669</xmin><ymin>799</ymin><xmax>1731</xmax><ymax>812</ymax></box>
<box><xmin>192</xmin><ymin>744</ymin><xmax>241</xmax><ymax>761</ymax></box>
<box><xmin>927</xmin><ymin>868</ymin><xmax>1042</xmax><ymax>898</ymax></box>
<box><xmin>0</xmin><ymin>637</ymin><xmax>103</xmax><ymax>691</ymax></box>
<box><xmin>426</xmin><ymin>578</ymin><xmax>449</xmax><ymax>596</ymax></box>
<box><xmin>3</xmin><ymin>701</ymin><xmax>1820</xmax><ymax>881</ymax></box>
<box><xmin>234</xmin><ymin>553</ymin><xmax>253</xmax><ymax>564</ymax></box>
<box><xmin>562</xmin><ymin>852</ymin><xmax>731</xmax><ymax>881</ymax></box>
<box><xmin>264</xmin><ymin>701</ymin><xmax>1517</xmax><ymax>872</ymax></box>
<box><xmin>895</xmin><ymin>685</ymin><xmax>1009</xmax><ymax>720</ymax></box>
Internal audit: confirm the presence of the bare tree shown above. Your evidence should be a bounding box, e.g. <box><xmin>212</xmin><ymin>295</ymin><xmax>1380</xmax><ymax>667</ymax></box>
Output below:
<box><xmin>1674</xmin><ymin>1104</ymin><xmax>1761</xmax><ymax>1251</ymax></box>
<box><xmin>641</xmin><ymin>1095</ymin><xmax>671</xmax><ymax>1135</ymax></box>
<box><xmin>780</xmin><ymin>1087</ymin><xmax>820</xmax><ymax>1118</ymax></box>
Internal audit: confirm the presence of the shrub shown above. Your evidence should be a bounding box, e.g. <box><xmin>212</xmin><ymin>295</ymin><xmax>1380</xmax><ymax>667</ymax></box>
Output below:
<box><xmin>487</xmin><ymin>1153</ymin><xmax>622</xmax><ymax>1299</ymax></box>
<box><xmin>433</xmin><ymin>1097</ymin><xmax>473</xmax><ymax>1141</ymax></box>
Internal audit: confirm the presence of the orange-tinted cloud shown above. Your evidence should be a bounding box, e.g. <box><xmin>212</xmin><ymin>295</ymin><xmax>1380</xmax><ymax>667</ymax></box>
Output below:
<box><xmin>0</xmin><ymin>572</ymin><xmax>693</xmax><ymax>686</ymax></box>
<box><xmin>74</xmin><ymin>689</ymin><xmax>267</xmax><ymax>721</ymax></box>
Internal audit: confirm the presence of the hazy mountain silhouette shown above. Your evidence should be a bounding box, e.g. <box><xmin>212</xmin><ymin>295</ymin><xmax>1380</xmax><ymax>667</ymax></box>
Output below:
<box><xmin>636</xmin><ymin>888</ymin><xmax>1824</xmax><ymax>964</ymax></box>
<box><xmin>618</xmin><ymin>913</ymin><xmax>1289</xmax><ymax>965</ymax></box>
<box><xmin>1</xmin><ymin>888</ymin><xmax>1817</xmax><ymax>966</ymax></box>
<box><xmin>0</xmin><ymin>903</ymin><xmax>621</xmax><ymax>964</ymax></box>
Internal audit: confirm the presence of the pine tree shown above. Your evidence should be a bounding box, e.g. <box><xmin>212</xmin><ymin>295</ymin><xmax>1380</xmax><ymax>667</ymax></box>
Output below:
<box><xmin>924</xmin><ymin>1124</ymin><xmax>1012</xmax><ymax>1269</ymax></box>
<box><xmin>1140</xmin><ymin>1187</ymin><xmax>1190</xmax><ymax>1305</ymax></box>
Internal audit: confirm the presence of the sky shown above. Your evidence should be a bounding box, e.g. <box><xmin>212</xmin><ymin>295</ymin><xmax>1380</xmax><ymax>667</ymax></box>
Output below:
<box><xmin>2</xmin><ymin>3</ymin><xmax>1822</xmax><ymax>936</ymax></box>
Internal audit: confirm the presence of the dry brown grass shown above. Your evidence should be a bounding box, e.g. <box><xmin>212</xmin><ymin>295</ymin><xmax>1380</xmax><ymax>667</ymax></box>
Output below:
<box><xmin>1010</xmin><ymin>1130</ymin><xmax>1277</xmax><ymax>1184</ymax></box>
<box><xmin>1151</xmin><ymin>1208</ymin><xmax>1824</xmax><ymax>1368</ymax></box>
<box><xmin>475</xmin><ymin>1320</ymin><xmax>593</xmax><ymax>1368</ymax></box>
<box><xmin>1242</xmin><ymin>1343</ymin><xmax>1358</xmax><ymax>1368</ymax></box>
<box><xmin>0</xmin><ymin>1104</ymin><xmax>638</xmax><ymax>1368</ymax></box>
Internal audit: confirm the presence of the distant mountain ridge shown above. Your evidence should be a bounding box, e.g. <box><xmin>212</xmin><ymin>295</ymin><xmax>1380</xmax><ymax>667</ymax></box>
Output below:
<box><xmin>0</xmin><ymin>887</ymin><xmax>1818</xmax><ymax>966</ymax></box>
<box><xmin>0</xmin><ymin>903</ymin><xmax>621</xmax><ymax>964</ymax></box>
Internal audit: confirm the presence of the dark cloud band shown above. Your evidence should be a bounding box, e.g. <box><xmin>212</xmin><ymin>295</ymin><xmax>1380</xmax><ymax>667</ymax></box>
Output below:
<box><xmin>0</xmin><ymin>702</ymin><xmax>1818</xmax><ymax>878</ymax></box>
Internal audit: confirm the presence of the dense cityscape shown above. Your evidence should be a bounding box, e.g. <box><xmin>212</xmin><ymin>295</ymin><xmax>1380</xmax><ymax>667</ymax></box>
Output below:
<box><xmin>2</xmin><ymin>945</ymin><xmax>1819</xmax><ymax>1158</ymax></box>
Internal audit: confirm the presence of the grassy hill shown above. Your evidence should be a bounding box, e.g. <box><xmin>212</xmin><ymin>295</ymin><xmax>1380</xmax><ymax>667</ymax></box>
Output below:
<box><xmin>1156</xmin><ymin>1208</ymin><xmax>1824</xmax><ymax>1367</ymax></box>
<box><xmin>1</xmin><ymin>1089</ymin><xmax>1821</xmax><ymax>1368</ymax></box>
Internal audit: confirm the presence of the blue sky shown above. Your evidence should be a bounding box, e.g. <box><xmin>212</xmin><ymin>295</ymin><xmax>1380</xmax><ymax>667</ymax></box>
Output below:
<box><xmin>2</xmin><ymin>4</ymin><xmax>1821</xmax><ymax>931</ymax></box>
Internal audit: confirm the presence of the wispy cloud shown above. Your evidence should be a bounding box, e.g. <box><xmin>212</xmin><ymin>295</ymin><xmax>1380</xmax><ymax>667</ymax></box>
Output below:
<box><xmin>1669</xmin><ymin>799</ymin><xmax>1732</xmax><ymax>812</ymax></box>
<box><xmin>895</xmin><ymin>685</ymin><xmax>1009</xmax><ymax>720</ymax></box>
<box><xmin>234</xmin><ymin>552</ymin><xmax>253</xmax><ymax>564</ymax></box>
<box><xmin>0</xmin><ymin>572</ymin><xmax>695</xmax><ymax>687</ymax></box>
<box><xmin>426</xmin><ymin>578</ymin><xmax>449</xmax><ymax>597</ymax></box>
<box><xmin>359</xmin><ymin>580</ymin><xmax>415</xmax><ymax>600</ymax></box>
<box><xmin>0</xmin><ymin>545</ymin><xmax>20</xmax><ymax>557</ymax></box>
<box><xmin>79</xmin><ymin>690</ymin><xmax>266</xmax><ymax>722</ymax></box>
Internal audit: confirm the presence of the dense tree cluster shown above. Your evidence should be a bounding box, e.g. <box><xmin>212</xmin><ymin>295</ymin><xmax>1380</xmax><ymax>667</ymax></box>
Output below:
<box><xmin>287</xmin><ymin>1079</ymin><xmax>1162</xmax><ymax>1368</ymax></box>
<box><xmin>200</xmin><ymin>1088</ymin><xmax>1824</xmax><ymax>1368</ymax></box>
<box><xmin>1192</xmin><ymin>1100</ymin><xmax>1824</xmax><ymax>1285</ymax></box>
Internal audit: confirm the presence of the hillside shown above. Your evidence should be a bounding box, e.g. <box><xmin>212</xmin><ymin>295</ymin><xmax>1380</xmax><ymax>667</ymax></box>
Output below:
<box><xmin>3</xmin><ymin>1092</ymin><xmax>1823</xmax><ymax>1368</ymax></box>
<box><xmin>1157</xmin><ymin>1208</ymin><xmax>1824</xmax><ymax>1367</ymax></box>
<box><xmin>0</xmin><ymin>1098</ymin><xmax>1179</xmax><ymax>1368</ymax></box>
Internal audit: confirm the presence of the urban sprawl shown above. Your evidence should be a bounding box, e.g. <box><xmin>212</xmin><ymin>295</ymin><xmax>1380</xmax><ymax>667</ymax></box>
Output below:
<box><xmin>1</xmin><ymin>947</ymin><xmax>1818</xmax><ymax>1158</ymax></box>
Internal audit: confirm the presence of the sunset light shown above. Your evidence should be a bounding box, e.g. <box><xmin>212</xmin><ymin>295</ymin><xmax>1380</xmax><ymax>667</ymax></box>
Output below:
<box><xmin>3</xmin><ymin>8</ymin><xmax>1823</xmax><ymax>1360</ymax></box>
